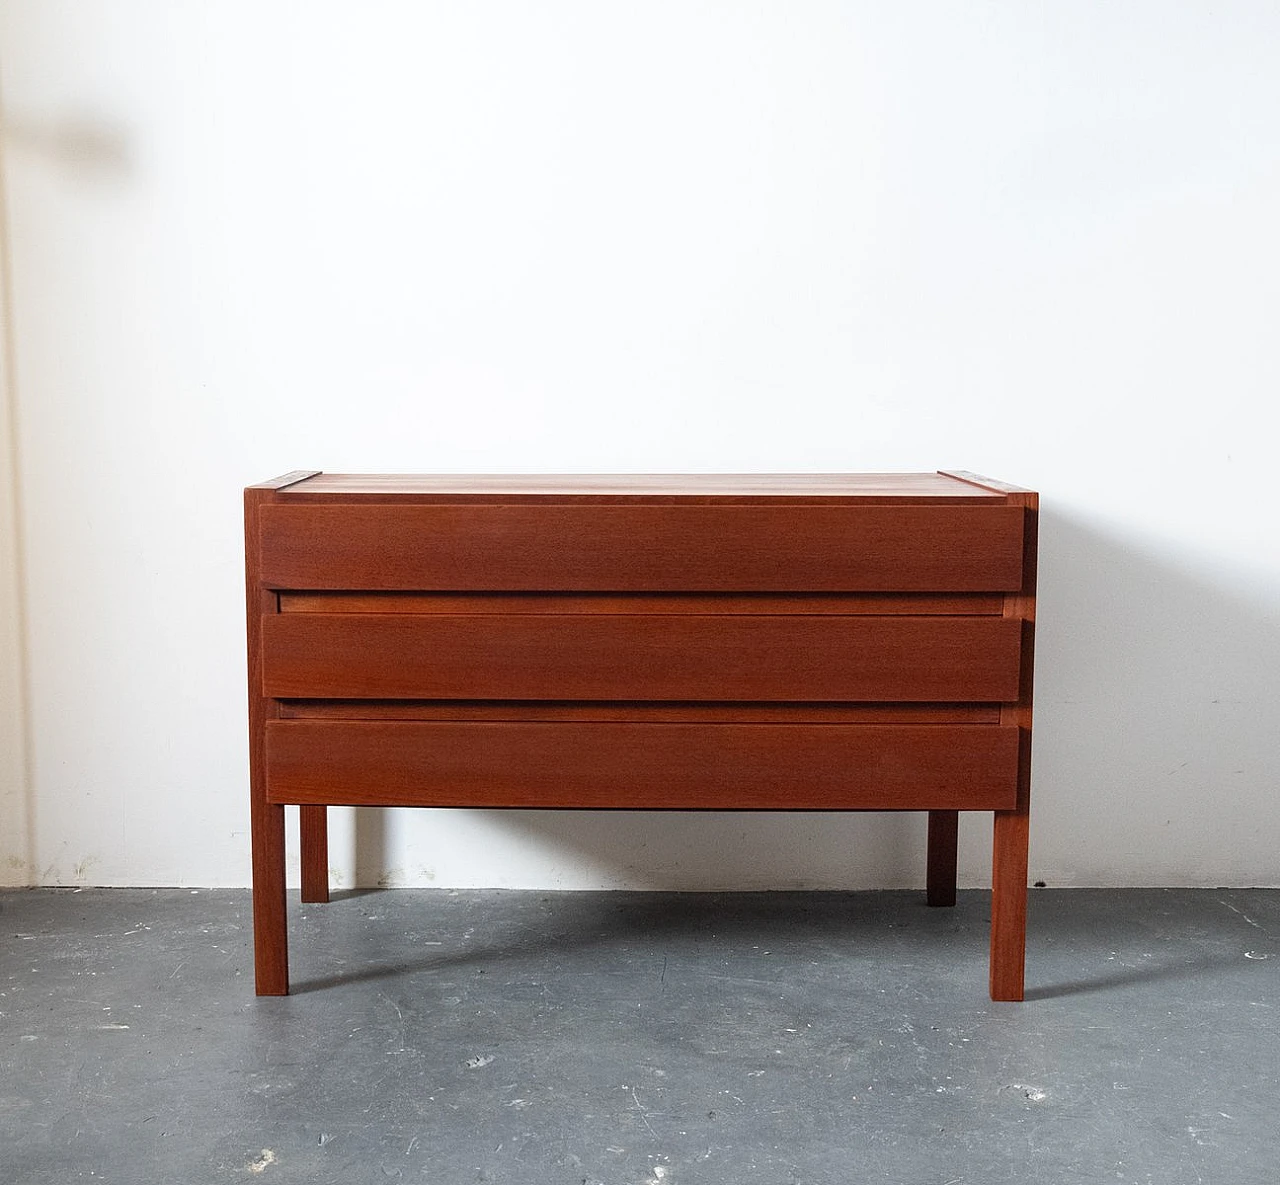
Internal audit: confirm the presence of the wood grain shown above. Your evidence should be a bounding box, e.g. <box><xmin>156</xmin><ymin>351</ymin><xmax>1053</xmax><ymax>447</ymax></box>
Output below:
<box><xmin>936</xmin><ymin>470</ymin><xmax>1036</xmax><ymax>496</ymax></box>
<box><xmin>246</xmin><ymin>470</ymin><xmax>321</xmax><ymax>491</ymax></box>
<box><xmin>264</xmin><ymin>721</ymin><xmax>1022</xmax><ymax>811</ymax></box>
<box><xmin>257</xmin><ymin>503</ymin><xmax>1025</xmax><ymax>592</ymax></box>
<box><xmin>246</xmin><ymin>470</ymin><xmax>1039</xmax><ymax>1000</ymax></box>
<box><xmin>260</xmin><ymin>613</ymin><xmax>1023</xmax><ymax>703</ymax></box>
<box><xmin>281</xmin><ymin>472</ymin><xmax>1008</xmax><ymax>500</ymax></box>
<box><xmin>991</xmin><ymin>492</ymin><xmax>1039</xmax><ymax>1002</ymax></box>
<box><xmin>245</xmin><ymin>487</ymin><xmax>289</xmax><ymax>995</ymax></box>
<box><xmin>299</xmin><ymin>806</ymin><xmax>329</xmax><ymax>904</ymax></box>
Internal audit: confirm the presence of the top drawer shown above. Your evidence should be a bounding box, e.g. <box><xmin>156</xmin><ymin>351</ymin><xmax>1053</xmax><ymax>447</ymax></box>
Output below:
<box><xmin>257</xmin><ymin>504</ymin><xmax>1026</xmax><ymax>592</ymax></box>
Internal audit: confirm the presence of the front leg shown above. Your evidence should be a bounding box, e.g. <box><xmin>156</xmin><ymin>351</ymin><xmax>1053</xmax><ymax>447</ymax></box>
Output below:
<box><xmin>251</xmin><ymin>799</ymin><xmax>290</xmax><ymax>995</ymax></box>
<box><xmin>989</xmin><ymin>802</ymin><xmax>1029</xmax><ymax>1001</ymax></box>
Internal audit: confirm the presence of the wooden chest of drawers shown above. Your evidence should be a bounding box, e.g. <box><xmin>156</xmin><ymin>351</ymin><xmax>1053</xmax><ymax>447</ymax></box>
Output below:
<box><xmin>245</xmin><ymin>471</ymin><xmax>1037</xmax><ymax>999</ymax></box>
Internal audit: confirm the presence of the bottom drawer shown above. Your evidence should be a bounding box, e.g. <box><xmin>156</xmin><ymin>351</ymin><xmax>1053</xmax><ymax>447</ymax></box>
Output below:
<box><xmin>264</xmin><ymin>721</ymin><xmax>1020</xmax><ymax>811</ymax></box>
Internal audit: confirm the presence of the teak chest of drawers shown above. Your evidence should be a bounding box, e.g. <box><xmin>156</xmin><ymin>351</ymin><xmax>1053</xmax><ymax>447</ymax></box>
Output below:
<box><xmin>245</xmin><ymin>471</ymin><xmax>1037</xmax><ymax>1000</ymax></box>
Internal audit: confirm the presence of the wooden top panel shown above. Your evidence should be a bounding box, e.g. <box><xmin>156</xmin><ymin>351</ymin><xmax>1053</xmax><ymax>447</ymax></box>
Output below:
<box><xmin>266</xmin><ymin>472</ymin><xmax>1019</xmax><ymax>504</ymax></box>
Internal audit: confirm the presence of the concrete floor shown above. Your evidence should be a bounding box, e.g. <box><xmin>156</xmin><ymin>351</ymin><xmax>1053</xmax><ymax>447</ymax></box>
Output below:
<box><xmin>2</xmin><ymin>888</ymin><xmax>1277</xmax><ymax>1185</ymax></box>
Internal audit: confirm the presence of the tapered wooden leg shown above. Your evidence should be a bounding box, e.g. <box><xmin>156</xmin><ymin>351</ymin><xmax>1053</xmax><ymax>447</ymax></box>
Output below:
<box><xmin>990</xmin><ymin>804</ymin><xmax>1029</xmax><ymax>1001</ymax></box>
<box><xmin>299</xmin><ymin>805</ymin><xmax>330</xmax><ymax>903</ymax></box>
<box><xmin>251</xmin><ymin>800</ymin><xmax>289</xmax><ymax>995</ymax></box>
<box><xmin>926</xmin><ymin>809</ymin><xmax>959</xmax><ymax>907</ymax></box>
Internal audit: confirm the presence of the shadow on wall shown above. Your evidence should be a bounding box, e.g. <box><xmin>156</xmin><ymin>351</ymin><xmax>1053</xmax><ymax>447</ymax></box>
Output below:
<box><xmin>2</xmin><ymin>113</ymin><xmax>133</xmax><ymax>182</ymax></box>
<box><xmin>347</xmin><ymin>505</ymin><xmax>1280</xmax><ymax>892</ymax></box>
<box><xmin>345</xmin><ymin>807</ymin><xmax>932</xmax><ymax>892</ymax></box>
<box><xmin>0</xmin><ymin>113</ymin><xmax>33</xmax><ymax>884</ymax></box>
<box><xmin>0</xmin><ymin>102</ymin><xmax>134</xmax><ymax>884</ymax></box>
<box><xmin>1031</xmin><ymin>506</ymin><xmax>1280</xmax><ymax>887</ymax></box>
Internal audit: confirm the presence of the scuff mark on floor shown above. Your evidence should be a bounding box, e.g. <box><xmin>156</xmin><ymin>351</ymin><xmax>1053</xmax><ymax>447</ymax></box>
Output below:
<box><xmin>1006</xmin><ymin>1084</ymin><xmax>1047</xmax><ymax>1102</ymax></box>
<box><xmin>630</xmin><ymin>1086</ymin><xmax>659</xmax><ymax>1138</ymax></box>
<box><xmin>1221</xmin><ymin>898</ymin><xmax>1269</xmax><ymax>933</ymax></box>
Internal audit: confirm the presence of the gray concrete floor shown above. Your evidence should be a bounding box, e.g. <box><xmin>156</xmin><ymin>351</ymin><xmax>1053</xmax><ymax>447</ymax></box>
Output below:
<box><xmin>2</xmin><ymin>888</ymin><xmax>1277</xmax><ymax>1184</ymax></box>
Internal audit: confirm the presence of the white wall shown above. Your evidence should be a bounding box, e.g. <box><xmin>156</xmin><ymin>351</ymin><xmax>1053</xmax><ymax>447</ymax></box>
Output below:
<box><xmin>1</xmin><ymin>1</ymin><xmax>1277</xmax><ymax>891</ymax></box>
<box><xmin>0</xmin><ymin>141</ymin><xmax>31</xmax><ymax>885</ymax></box>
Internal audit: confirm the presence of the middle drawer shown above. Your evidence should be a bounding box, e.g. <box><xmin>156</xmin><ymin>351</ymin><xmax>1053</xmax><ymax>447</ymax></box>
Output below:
<box><xmin>261</xmin><ymin>612</ymin><xmax>1022</xmax><ymax>702</ymax></box>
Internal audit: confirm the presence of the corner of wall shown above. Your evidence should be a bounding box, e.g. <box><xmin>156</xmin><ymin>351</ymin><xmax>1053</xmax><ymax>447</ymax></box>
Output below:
<box><xmin>0</xmin><ymin>94</ymin><xmax>37</xmax><ymax>887</ymax></box>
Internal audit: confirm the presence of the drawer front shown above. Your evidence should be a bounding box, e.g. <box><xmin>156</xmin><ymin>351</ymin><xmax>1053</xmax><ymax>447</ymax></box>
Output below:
<box><xmin>264</xmin><ymin>721</ymin><xmax>1021</xmax><ymax>810</ymax></box>
<box><xmin>258</xmin><ymin>503</ymin><xmax>1025</xmax><ymax>592</ymax></box>
<box><xmin>260</xmin><ymin>614</ymin><xmax>1023</xmax><ymax>703</ymax></box>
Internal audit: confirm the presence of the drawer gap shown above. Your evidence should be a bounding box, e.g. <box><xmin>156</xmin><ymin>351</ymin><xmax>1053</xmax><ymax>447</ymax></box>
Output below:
<box><xmin>277</xmin><ymin>591</ymin><xmax>1005</xmax><ymax>616</ymax></box>
<box><xmin>276</xmin><ymin>700</ymin><xmax>1003</xmax><ymax>723</ymax></box>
